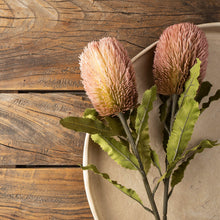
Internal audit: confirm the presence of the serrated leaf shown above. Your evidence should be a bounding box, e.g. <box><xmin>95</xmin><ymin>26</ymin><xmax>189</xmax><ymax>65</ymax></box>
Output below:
<box><xmin>60</xmin><ymin>117</ymin><xmax>114</xmax><ymax>136</ymax></box>
<box><xmin>178</xmin><ymin>59</ymin><xmax>201</xmax><ymax>108</ymax></box>
<box><xmin>159</xmin><ymin>140</ymin><xmax>218</xmax><ymax>183</ymax></box>
<box><xmin>160</xmin><ymin>140</ymin><xmax>219</xmax><ymax>183</ymax></box>
<box><xmin>171</xmin><ymin>140</ymin><xmax>219</xmax><ymax>188</ymax></box>
<box><xmin>81</xmin><ymin>164</ymin><xmax>143</xmax><ymax>205</ymax></box>
<box><xmin>159</xmin><ymin>140</ymin><xmax>217</xmax><ymax>182</ymax></box>
<box><xmin>135</xmin><ymin>85</ymin><xmax>157</xmax><ymax>174</ymax></box>
<box><xmin>167</xmin><ymin>98</ymin><xmax>200</xmax><ymax>164</ymax></box>
<box><xmin>150</xmin><ymin>149</ymin><xmax>161</xmax><ymax>173</ymax></box>
<box><xmin>62</xmin><ymin>108</ymin><xmax>123</xmax><ymax>136</ymax></box>
<box><xmin>195</xmin><ymin>81</ymin><xmax>213</xmax><ymax>103</ymax></box>
<box><xmin>84</xmin><ymin>108</ymin><xmax>124</xmax><ymax>136</ymax></box>
<box><xmin>201</xmin><ymin>89</ymin><xmax>220</xmax><ymax>113</ymax></box>
<box><xmin>91</xmin><ymin>134</ymin><xmax>139</xmax><ymax>170</ymax></box>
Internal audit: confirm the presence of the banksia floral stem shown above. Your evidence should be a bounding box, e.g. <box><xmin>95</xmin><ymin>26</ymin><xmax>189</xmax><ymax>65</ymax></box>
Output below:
<box><xmin>170</xmin><ymin>94</ymin><xmax>178</xmax><ymax>132</ymax></box>
<box><xmin>163</xmin><ymin>94</ymin><xmax>178</xmax><ymax>220</ymax></box>
<box><xmin>118</xmin><ymin>112</ymin><xmax>160</xmax><ymax>220</ymax></box>
<box><xmin>163</xmin><ymin>178</ymin><xmax>169</xmax><ymax>220</ymax></box>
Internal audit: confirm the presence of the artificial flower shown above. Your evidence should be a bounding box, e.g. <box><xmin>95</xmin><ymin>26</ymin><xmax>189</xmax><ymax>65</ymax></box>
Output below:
<box><xmin>80</xmin><ymin>37</ymin><xmax>138</xmax><ymax>116</ymax></box>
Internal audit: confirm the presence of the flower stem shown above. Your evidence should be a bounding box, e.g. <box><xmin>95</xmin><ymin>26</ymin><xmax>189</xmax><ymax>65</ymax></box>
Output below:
<box><xmin>170</xmin><ymin>94</ymin><xmax>178</xmax><ymax>132</ymax></box>
<box><xmin>163</xmin><ymin>178</ymin><xmax>169</xmax><ymax>220</ymax></box>
<box><xmin>163</xmin><ymin>94</ymin><xmax>178</xmax><ymax>220</ymax></box>
<box><xmin>118</xmin><ymin>112</ymin><xmax>160</xmax><ymax>220</ymax></box>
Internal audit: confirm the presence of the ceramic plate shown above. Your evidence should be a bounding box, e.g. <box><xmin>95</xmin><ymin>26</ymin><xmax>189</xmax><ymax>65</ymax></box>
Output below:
<box><xmin>83</xmin><ymin>23</ymin><xmax>220</xmax><ymax>220</ymax></box>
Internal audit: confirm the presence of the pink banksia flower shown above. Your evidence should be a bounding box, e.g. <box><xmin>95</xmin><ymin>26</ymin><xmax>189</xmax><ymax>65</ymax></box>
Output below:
<box><xmin>153</xmin><ymin>23</ymin><xmax>208</xmax><ymax>95</ymax></box>
<box><xmin>79</xmin><ymin>37</ymin><xmax>138</xmax><ymax>116</ymax></box>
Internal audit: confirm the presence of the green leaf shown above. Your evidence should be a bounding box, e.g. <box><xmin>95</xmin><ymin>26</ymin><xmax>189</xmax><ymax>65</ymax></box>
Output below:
<box><xmin>83</xmin><ymin>108</ymin><xmax>99</xmax><ymax>120</ymax></box>
<box><xmin>162</xmin><ymin>128</ymin><xmax>170</xmax><ymax>152</ymax></box>
<box><xmin>81</xmin><ymin>164</ymin><xmax>144</xmax><ymax>205</ymax></box>
<box><xmin>61</xmin><ymin>108</ymin><xmax>123</xmax><ymax>136</ymax></box>
<box><xmin>166</xmin><ymin>60</ymin><xmax>201</xmax><ymax>164</ymax></box>
<box><xmin>201</xmin><ymin>89</ymin><xmax>220</xmax><ymax>113</ymax></box>
<box><xmin>159</xmin><ymin>95</ymin><xmax>170</xmax><ymax>122</ymax></box>
<box><xmin>104</xmin><ymin>116</ymin><xmax>125</xmax><ymax>137</ymax></box>
<box><xmin>171</xmin><ymin>140</ymin><xmax>219</xmax><ymax>188</ymax></box>
<box><xmin>129</xmin><ymin>108</ymin><xmax>138</xmax><ymax>140</ymax></box>
<box><xmin>166</xmin><ymin>98</ymin><xmax>200</xmax><ymax>164</ymax></box>
<box><xmin>158</xmin><ymin>160</ymin><xmax>177</xmax><ymax>182</ymax></box>
<box><xmin>159</xmin><ymin>95</ymin><xmax>171</xmax><ymax>152</ymax></box>
<box><xmin>159</xmin><ymin>61</ymin><xmax>203</xmax><ymax>182</ymax></box>
<box><xmin>195</xmin><ymin>81</ymin><xmax>213</xmax><ymax>103</ymax></box>
<box><xmin>84</xmin><ymin>108</ymin><xmax>126</xmax><ymax>136</ymax></box>
<box><xmin>130</xmin><ymin>108</ymin><xmax>137</xmax><ymax>132</ymax></box>
<box><xmin>150</xmin><ymin>149</ymin><xmax>161</xmax><ymax>174</ymax></box>
<box><xmin>135</xmin><ymin>85</ymin><xmax>157</xmax><ymax>174</ymax></box>
<box><xmin>60</xmin><ymin>117</ymin><xmax>114</xmax><ymax>136</ymax></box>
<box><xmin>178</xmin><ymin>58</ymin><xmax>201</xmax><ymax>108</ymax></box>
<box><xmin>91</xmin><ymin>134</ymin><xmax>139</xmax><ymax>170</ymax></box>
<box><xmin>118</xmin><ymin>137</ymin><xmax>130</xmax><ymax>149</ymax></box>
<box><xmin>160</xmin><ymin>140</ymin><xmax>219</xmax><ymax>183</ymax></box>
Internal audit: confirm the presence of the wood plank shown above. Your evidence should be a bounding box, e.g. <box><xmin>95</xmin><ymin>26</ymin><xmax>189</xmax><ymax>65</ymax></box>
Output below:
<box><xmin>0</xmin><ymin>93</ymin><xmax>92</xmax><ymax>165</ymax></box>
<box><xmin>0</xmin><ymin>168</ymin><xmax>92</xmax><ymax>219</ymax></box>
<box><xmin>0</xmin><ymin>0</ymin><xmax>219</xmax><ymax>90</ymax></box>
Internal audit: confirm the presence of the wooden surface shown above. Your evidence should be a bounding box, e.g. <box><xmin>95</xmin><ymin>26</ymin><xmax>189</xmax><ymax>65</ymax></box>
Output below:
<box><xmin>0</xmin><ymin>0</ymin><xmax>219</xmax><ymax>91</ymax></box>
<box><xmin>0</xmin><ymin>168</ymin><xmax>91</xmax><ymax>219</ymax></box>
<box><xmin>0</xmin><ymin>93</ymin><xmax>91</xmax><ymax>165</ymax></box>
<box><xmin>0</xmin><ymin>0</ymin><xmax>219</xmax><ymax>219</ymax></box>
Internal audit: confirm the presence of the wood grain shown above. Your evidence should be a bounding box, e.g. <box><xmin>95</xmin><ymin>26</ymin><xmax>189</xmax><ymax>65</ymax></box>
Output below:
<box><xmin>0</xmin><ymin>92</ymin><xmax>91</xmax><ymax>165</ymax></box>
<box><xmin>0</xmin><ymin>1</ymin><xmax>219</xmax><ymax>219</ymax></box>
<box><xmin>0</xmin><ymin>168</ymin><xmax>92</xmax><ymax>219</ymax></box>
<box><xmin>0</xmin><ymin>0</ymin><xmax>219</xmax><ymax>90</ymax></box>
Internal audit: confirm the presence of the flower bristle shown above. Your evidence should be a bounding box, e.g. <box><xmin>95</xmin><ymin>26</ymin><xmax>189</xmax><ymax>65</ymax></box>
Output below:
<box><xmin>79</xmin><ymin>37</ymin><xmax>138</xmax><ymax>116</ymax></box>
<box><xmin>153</xmin><ymin>23</ymin><xmax>208</xmax><ymax>95</ymax></box>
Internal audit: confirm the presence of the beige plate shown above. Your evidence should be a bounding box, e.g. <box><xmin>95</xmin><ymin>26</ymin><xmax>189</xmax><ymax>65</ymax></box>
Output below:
<box><xmin>83</xmin><ymin>23</ymin><xmax>220</xmax><ymax>220</ymax></box>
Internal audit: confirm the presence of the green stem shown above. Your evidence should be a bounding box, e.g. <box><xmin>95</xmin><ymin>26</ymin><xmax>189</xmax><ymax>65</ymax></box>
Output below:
<box><xmin>168</xmin><ymin>188</ymin><xmax>174</xmax><ymax>199</ymax></box>
<box><xmin>153</xmin><ymin>182</ymin><xmax>160</xmax><ymax>196</ymax></box>
<box><xmin>118</xmin><ymin>112</ymin><xmax>160</xmax><ymax>220</ymax></box>
<box><xmin>170</xmin><ymin>94</ymin><xmax>178</xmax><ymax>131</ymax></box>
<box><xmin>163</xmin><ymin>94</ymin><xmax>178</xmax><ymax>220</ymax></box>
<box><xmin>163</xmin><ymin>178</ymin><xmax>169</xmax><ymax>220</ymax></box>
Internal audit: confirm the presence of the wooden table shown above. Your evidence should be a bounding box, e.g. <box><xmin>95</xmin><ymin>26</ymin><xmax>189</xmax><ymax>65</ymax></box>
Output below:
<box><xmin>0</xmin><ymin>0</ymin><xmax>219</xmax><ymax>219</ymax></box>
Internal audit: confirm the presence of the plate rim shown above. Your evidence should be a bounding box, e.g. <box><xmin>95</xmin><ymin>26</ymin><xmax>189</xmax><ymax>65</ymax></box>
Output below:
<box><xmin>82</xmin><ymin>22</ymin><xmax>220</xmax><ymax>220</ymax></box>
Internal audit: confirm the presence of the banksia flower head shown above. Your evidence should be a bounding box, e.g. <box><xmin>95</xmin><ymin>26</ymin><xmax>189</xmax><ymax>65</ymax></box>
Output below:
<box><xmin>153</xmin><ymin>23</ymin><xmax>208</xmax><ymax>95</ymax></box>
<box><xmin>79</xmin><ymin>37</ymin><xmax>138</xmax><ymax>116</ymax></box>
